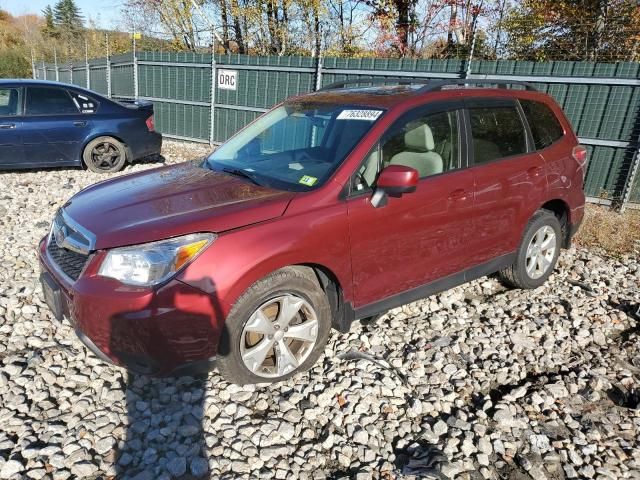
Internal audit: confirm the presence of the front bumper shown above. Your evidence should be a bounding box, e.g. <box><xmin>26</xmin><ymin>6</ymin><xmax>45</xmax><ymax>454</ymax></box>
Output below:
<box><xmin>38</xmin><ymin>237</ymin><xmax>222</xmax><ymax>376</ymax></box>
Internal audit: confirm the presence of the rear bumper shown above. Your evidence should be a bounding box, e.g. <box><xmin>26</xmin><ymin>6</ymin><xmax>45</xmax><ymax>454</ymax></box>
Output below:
<box><xmin>129</xmin><ymin>132</ymin><xmax>162</xmax><ymax>161</ymax></box>
<box><xmin>38</xmin><ymin>237</ymin><xmax>223</xmax><ymax>376</ymax></box>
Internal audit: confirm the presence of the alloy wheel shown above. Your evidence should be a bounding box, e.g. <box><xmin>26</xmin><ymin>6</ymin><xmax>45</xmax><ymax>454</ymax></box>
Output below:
<box><xmin>240</xmin><ymin>294</ymin><xmax>319</xmax><ymax>378</ymax></box>
<box><xmin>525</xmin><ymin>225</ymin><xmax>557</xmax><ymax>279</ymax></box>
<box><xmin>90</xmin><ymin>142</ymin><xmax>122</xmax><ymax>170</ymax></box>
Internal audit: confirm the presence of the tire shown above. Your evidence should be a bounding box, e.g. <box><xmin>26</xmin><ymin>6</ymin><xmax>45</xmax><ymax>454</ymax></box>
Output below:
<box><xmin>216</xmin><ymin>266</ymin><xmax>332</xmax><ymax>385</ymax></box>
<box><xmin>83</xmin><ymin>136</ymin><xmax>127</xmax><ymax>173</ymax></box>
<box><xmin>499</xmin><ymin>209</ymin><xmax>562</xmax><ymax>289</ymax></box>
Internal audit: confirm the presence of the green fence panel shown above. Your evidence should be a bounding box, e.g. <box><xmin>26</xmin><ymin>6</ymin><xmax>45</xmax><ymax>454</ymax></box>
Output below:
<box><xmin>58</xmin><ymin>69</ymin><xmax>71</xmax><ymax>83</ymax></box>
<box><xmin>213</xmin><ymin>108</ymin><xmax>259</xmax><ymax>144</ymax></box>
<box><xmin>89</xmin><ymin>66</ymin><xmax>108</xmax><ymax>95</ymax></box>
<box><xmin>138</xmin><ymin>63</ymin><xmax>211</xmax><ymax>102</ymax></box>
<box><xmin>72</xmin><ymin>68</ymin><xmax>87</xmax><ymax>88</ymax></box>
<box><xmin>154</xmin><ymin>101</ymin><xmax>210</xmax><ymax>140</ymax></box>
<box><xmin>584</xmin><ymin>146</ymin><xmax>629</xmax><ymax>198</ymax></box>
<box><xmin>215</xmin><ymin>69</ymin><xmax>314</xmax><ymax>109</ymax></box>
<box><xmin>111</xmin><ymin>63</ymin><xmax>134</xmax><ymax>98</ymax></box>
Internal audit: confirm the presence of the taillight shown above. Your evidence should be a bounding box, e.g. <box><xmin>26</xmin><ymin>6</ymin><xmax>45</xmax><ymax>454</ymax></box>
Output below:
<box><xmin>572</xmin><ymin>145</ymin><xmax>587</xmax><ymax>167</ymax></box>
<box><xmin>145</xmin><ymin>115</ymin><xmax>155</xmax><ymax>132</ymax></box>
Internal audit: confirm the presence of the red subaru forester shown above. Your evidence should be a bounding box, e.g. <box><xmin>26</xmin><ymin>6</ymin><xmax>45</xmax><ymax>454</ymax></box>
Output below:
<box><xmin>39</xmin><ymin>79</ymin><xmax>586</xmax><ymax>384</ymax></box>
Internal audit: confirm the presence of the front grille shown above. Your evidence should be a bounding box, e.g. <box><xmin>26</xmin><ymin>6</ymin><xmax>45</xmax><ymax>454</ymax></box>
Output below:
<box><xmin>47</xmin><ymin>239</ymin><xmax>89</xmax><ymax>281</ymax></box>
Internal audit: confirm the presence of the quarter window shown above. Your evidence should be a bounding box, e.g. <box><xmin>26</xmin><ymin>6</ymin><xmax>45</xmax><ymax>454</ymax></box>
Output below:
<box><xmin>520</xmin><ymin>99</ymin><xmax>564</xmax><ymax>150</ymax></box>
<box><xmin>26</xmin><ymin>87</ymin><xmax>78</xmax><ymax>115</ymax></box>
<box><xmin>69</xmin><ymin>91</ymin><xmax>98</xmax><ymax>114</ymax></box>
<box><xmin>469</xmin><ymin>106</ymin><xmax>527</xmax><ymax>164</ymax></box>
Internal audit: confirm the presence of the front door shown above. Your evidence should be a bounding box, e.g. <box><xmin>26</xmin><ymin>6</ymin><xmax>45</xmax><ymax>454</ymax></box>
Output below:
<box><xmin>0</xmin><ymin>86</ymin><xmax>24</xmax><ymax>167</ymax></box>
<box><xmin>22</xmin><ymin>86</ymin><xmax>89</xmax><ymax>166</ymax></box>
<box><xmin>347</xmin><ymin>105</ymin><xmax>475</xmax><ymax>309</ymax></box>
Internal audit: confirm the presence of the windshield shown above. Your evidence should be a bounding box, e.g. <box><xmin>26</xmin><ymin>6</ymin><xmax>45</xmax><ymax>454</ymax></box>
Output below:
<box><xmin>205</xmin><ymin>102</ymin><xmax>385</xmax><ymax>191</ymax></box>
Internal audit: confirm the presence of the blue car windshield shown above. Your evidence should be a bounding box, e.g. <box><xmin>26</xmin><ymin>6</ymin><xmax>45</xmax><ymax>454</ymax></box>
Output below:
<box><xmin>205</xmin><ymin>102</ymin><xmax>385</xmax><ymax>191</ymax></box>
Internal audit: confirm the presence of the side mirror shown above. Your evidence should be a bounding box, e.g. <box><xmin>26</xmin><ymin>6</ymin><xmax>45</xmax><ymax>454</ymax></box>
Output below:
<box><xmin>370</xmin><ymin>165</ymin><xmax>418</xmax><ymax>208</ymax></box>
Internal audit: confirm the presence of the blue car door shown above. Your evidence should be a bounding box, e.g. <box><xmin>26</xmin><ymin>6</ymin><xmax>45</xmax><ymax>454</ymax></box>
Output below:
<box><xmin>22</xmin><ymin>86</ymin><xmax>91</xmax><ymax>166</ymax></box>
<box><xmin>0</xmin><ymin>86</ymin><xmax>24</xmax><ymax>167</ymax></box>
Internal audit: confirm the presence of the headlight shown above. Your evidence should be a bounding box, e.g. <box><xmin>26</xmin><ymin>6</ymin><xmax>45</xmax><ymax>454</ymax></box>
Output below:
<box><xmin>98</xmin><ymin>233</ymin><xmax>215</xmax><ymax>286</ymax></box>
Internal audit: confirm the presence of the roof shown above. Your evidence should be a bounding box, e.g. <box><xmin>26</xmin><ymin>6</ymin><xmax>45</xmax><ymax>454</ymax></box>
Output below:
<box><xmin>288</xmin><ymin>82</ymin><xmax>543</xmax><ymax>109</ymax></box>
<box><xmin>291</xmin><ymin>85</ymin><xmax>426</xmax><ymax>109</ymax></box>
<box><xmin>0</xmin><ymin>79</ymin><xmax>80</xmax><ymax>87</ymax></box>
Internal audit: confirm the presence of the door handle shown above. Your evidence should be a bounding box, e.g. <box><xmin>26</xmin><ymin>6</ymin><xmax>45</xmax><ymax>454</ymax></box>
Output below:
<box><xmin>0</xmin><ymin>123</ymin><xmax>16</xmax><ymax>129</ymax></box>
<box><xmin>448</xmin><ymin>189</ymin><xmax>468</xmax><ymax>201</ymax></box>
<box><xmin>73</xmin><ymin>121</ymin><xmax>87</xmax><ymax>127</ymax></box>
<box><xmin>527</xmin><ymin>166</ymin><xmax>542</xmax><ymax>177</ymax></box>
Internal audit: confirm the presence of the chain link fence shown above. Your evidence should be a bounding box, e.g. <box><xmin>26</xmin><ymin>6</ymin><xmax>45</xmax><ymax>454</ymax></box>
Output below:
<box><xmin>34</xmin><ymin>51</ymin><xmax>640</xmax><ymax>210</ymax></box>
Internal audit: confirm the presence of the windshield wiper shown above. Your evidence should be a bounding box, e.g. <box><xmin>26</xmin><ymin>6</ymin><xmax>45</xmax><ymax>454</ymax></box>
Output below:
<box><xmin>221</xmin><ymin>167</ymin><xmax>262</xmax><ymax>186</ymax></box>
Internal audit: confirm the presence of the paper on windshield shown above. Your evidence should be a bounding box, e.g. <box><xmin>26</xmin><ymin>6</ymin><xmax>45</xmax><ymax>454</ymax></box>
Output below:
<box><xmin>336</xmin><ymin>110</ymin><xmax>383</xmax><ymax>121</ymax></box>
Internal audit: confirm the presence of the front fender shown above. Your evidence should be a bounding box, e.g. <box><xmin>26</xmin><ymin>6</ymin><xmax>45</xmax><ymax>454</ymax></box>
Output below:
<box><xmin>177</xmin><ymin>201</ymin><xmax>353</xmax><ymax>318</ymax></box>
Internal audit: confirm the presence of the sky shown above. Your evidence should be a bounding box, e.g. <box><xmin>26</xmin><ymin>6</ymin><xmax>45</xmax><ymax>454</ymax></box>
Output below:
<box><xmin>0</xmin><ymin>0</ymin><xmax>122</xmax><ymax>29</ymax></box>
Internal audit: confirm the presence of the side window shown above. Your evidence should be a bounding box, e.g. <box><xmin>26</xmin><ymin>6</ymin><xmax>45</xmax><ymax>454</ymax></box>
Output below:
<box><xmin>520</xmin><ymin>99</ymin><xmax>564</xmax><ymax>150</ymax></box>
<box><xmin>352</xmin><ymin>109</ymin><xmax>459</xmax><ymax>192</ymax></box>
<box><xmin>469</xmin><ymin>106</ymin><xmax>527</xmax><ymax>164</ymax></box>
<box><xmin>0</xmin><ymin>88</ymin><xmax>20</xmax><ymax>116</ymax></box>
<box><xmin>69</xmin><ymin>91</ymin><xmax>98</xmax><ymax>114</ymax></box>
<box><xmin>25</xmin><ymin>87</ymin><xmax>78</xmax><ymax>115</ymax></box>
<box><xmin>383</xmin><ymin>110</ymin><xmax>459</xmax><ymax>178</ymax></box>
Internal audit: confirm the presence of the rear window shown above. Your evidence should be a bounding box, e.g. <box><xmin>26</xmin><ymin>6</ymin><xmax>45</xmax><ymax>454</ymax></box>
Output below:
<box><xmin>469</xmin><ymin>105</ymin><xmax>527</xmax><ymax>164</ymax></box>
<box><xmin>520</xmin><ymin>99</ymin><xmax>564</xmax><ymax>150</ymax></box>
<box><xmin>26</xmin><ymin>87</ymin><xmax>78</xmax><ymax>115</ymax></box>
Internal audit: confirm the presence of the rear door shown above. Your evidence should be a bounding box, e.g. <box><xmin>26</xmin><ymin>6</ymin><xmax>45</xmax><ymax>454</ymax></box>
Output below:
<box><xmin>465</xmin><ymin>97</ymin><xmax>547</xmax><ymax>264</ymax></box>
<box><xmin>0</xmin><ymin>86</ymin><xmax>24</xmax><ymax>167</ymax></box>
<box><xmin>346</xmin><ymin>102</ymin><xmax>476</xmax><ymax>308</ymax></box>
<box><xmin>22</xmin><ymin>86</ymin><xmax>91</xmax><ymax>166</ymax></box>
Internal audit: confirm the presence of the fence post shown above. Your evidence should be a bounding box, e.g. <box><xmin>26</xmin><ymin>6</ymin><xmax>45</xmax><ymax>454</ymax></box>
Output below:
<box><xmin>209</xmin><ymin>41</ymin><xmax>217</xmax><ymax>146</ymax></box>
<box><xmin>42</xmin><ymin>61</ymin><xmax>46</xmax><ymax>80</ymax></box>
<box><xmin>465</xmin><ymin>26</ymin><xmax>478</xmax><ymax>79</ymax></box>
<box><xmin>314</xmin><ymin>55</ymin><xmax>323</xmax><ymax>91</ymax></box>
<box><xmin>133</xmin><ymin>48</ymin><xmax>139</xmax><ymax>100</ymax></box>
<box><xmin>106</xmin><ymin>33</ymin><xmax>112</xmax><ymax>98</ymax></box>
<box><xmin>85</xmin><ymin>40</ymin><xmax>90</xmax><ymax>89</ymax></box>
<box><xmin>69</xmin><ymin>62</ymin><xmax>74</xmax><ymax>84</ymax></box>
<box><xmin>54</xmin><ymin>48</ymin><xmax>59</xmax><ymax>82</ymax></box>
<box><xmin>620</xmin><ymin>146</ymin><xmax>640</xmax><ymax>213</ymax></box>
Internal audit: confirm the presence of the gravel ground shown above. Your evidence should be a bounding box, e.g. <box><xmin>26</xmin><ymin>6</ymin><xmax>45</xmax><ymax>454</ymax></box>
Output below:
<box><xmin>0</xmin><ymin>140</ymin><xmax>639</xmax><ymax>480</ymax></box>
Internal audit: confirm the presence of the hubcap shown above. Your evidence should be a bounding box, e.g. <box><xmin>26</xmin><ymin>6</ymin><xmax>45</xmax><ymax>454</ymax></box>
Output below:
<box><xmin>240</xmin><ymin>294</ymin><xmax>318</xmax><ymax>378</ymax></box>
<box><xmin>91</xmin><ymin>142</ymin><xmax>121</xmax><ymax>170</ymax></box>
<box><xmin>525</xmin><ymin>225</ymin><xmax>557</xmax><ymax>279</ymax></box>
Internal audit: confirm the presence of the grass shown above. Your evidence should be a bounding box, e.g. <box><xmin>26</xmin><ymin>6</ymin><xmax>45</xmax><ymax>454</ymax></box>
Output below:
<box><xmin>574</xmin><ymin>204</ymin><xmax>640</xmax><ymax>257</ymax></box>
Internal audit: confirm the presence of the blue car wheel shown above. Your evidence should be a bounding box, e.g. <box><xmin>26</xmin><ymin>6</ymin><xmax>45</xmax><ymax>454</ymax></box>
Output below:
<box><xmin>83</xmin><ymin>136</ymin><xmax>127</xmax><ymax>173</ymax></box>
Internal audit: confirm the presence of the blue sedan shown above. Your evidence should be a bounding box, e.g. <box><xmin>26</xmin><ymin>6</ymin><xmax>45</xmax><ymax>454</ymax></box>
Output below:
<box><xmin>0</xmin><ymin>80</ymin><xmax>162</xmax><ymax>173</ymax></box>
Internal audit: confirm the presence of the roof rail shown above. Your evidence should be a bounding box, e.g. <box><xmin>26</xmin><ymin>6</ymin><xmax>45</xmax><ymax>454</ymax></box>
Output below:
<box><xmin>419</xmin><ymin>78</ymin><xmax>538</xmax><ymax>92</ymax></box>
<box><xmin>318</xmin><ymin>77</ymin><xmax>538</xmax><ymax>92</ymax></box>
<box><xmin>318</xmin><ymin>77</ymin><xmax>433</xmax><ymax>91</ymax></box>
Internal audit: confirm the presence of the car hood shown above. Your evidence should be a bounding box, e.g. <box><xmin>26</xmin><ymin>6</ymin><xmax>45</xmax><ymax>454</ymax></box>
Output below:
<box><xmin>64</xmin><ymin>161</ymin><xmax>295</xmax><ymax>250</ymax></box>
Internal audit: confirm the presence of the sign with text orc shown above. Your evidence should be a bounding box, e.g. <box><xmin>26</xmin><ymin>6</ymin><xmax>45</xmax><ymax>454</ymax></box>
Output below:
<box><xmin>217</xmin><ymin>69</ymin><xmax>237</xmax><ymax>90</ymax></box>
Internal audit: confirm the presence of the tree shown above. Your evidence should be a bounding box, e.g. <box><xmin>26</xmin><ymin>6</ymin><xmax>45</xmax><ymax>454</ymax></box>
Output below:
<box><xmin>53</xmin><ymin>0</ymin><xmax>84</xmax><ymax>38</ymax></box>
<box><xmin>42</xmin><ymin>5</ymin><xmax>57</xmax><ymax>38</ymax></box>
<box><xmin>503</xmin><ymin>0</ymin><xmax>640</xmax><ymax>61</ymax></box>
<box><xmin>0</xmin><ymin>50</ymin><xmax>30</xmax><ymax>78</ymax></box>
